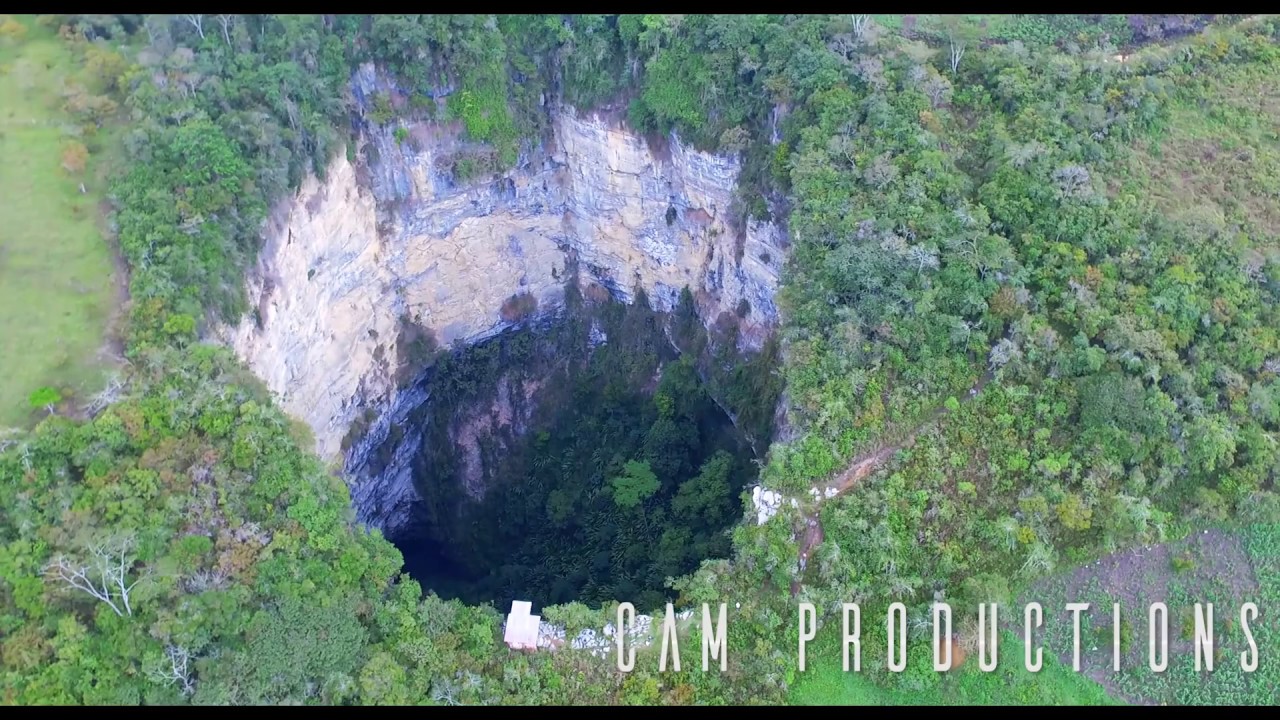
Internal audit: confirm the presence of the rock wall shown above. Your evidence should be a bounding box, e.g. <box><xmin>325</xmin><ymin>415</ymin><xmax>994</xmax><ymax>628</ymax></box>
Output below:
<box><xmin>221</xmin><ymin>64</ymin><xmax>788</xmax><ymax>534</ymax></box>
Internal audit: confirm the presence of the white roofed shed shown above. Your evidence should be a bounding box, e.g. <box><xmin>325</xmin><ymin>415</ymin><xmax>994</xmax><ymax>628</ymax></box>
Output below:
<box><xmin>504</xmin><ymin>600</ymin><xmax>541</xmax><ymax>650</ymax></box>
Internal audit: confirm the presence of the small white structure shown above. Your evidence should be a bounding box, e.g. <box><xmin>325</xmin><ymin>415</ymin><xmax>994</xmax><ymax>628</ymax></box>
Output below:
<box><xmin>504</xmin><ymin>601</ymin><xmax>541</xmax><ymax>650</ymax></box>
<box><xmin>498</xmin><ymin>600</ymin><xmax>702</xmax><ymax>656</ymax></box>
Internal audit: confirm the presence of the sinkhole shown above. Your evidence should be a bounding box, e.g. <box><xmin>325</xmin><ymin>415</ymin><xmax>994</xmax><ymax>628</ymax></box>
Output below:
<box><xmin>373</xmin><ymin>285</ymin><xmax>781</xmax><ymax>614</ymax></box>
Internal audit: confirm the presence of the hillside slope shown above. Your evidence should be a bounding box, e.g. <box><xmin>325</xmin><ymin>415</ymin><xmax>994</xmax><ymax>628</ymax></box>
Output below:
<box><xmin>2</xmin><ymin>14</ymin><xmax>1278</xmax><ymax>706</ymax></box>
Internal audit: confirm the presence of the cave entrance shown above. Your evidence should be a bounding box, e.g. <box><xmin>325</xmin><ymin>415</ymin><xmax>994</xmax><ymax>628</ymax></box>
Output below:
<box><xmin>384</xmin><ymin>286</ymin><xmax>780</xmax><ymax>614</ymax></box>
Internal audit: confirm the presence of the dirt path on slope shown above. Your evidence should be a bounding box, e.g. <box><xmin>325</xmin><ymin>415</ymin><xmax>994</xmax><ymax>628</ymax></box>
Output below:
<box><xmin>790</xmin><ymin>369</ymin><xmax>995</xmax><ymax>597</ymax></box>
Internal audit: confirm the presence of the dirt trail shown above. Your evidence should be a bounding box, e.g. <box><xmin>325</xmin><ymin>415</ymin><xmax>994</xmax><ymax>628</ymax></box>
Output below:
<box><xmin>790</xmin><ymin>369</ymin><xmax>994</xmax><ymax>596</ymax></box>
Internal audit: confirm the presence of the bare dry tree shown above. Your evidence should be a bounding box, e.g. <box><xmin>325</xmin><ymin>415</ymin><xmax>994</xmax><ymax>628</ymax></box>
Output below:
<box><xmin>44</xmin><ymin>535</ymin><xmax>148</xmax><ymax>617</ymax></box>
<box><xmin>851</xmin><ymin>14</ymin><xmax>872</xmax><ymax>40</ymax></box>
<box><xmin>949</xmin><ymin>36</ymin><xmax>966</xmax><ymax>74</ymax></box>
<box><xmin>148</xmin><ymin>644</ymin><xmax>196</xmax><ymax>696</ymax></box>
<box><xmin>86</xmin><ymin>374</ymin><xmax>126</xmax><ymax>417</ymax></box>
<box><xmin>215</xmin><ymin>14</ymin><xmax>235</xmax><ymax>45</ymax></box>
<box><xmin>0</xmin><ymin>427</ymin><xmax>21</xmax><ymax>454</ymax></box>
<box><xmin>181</xmin><ymin>14</ymin><xmax>205</xmax><ymax>40</ymax></box>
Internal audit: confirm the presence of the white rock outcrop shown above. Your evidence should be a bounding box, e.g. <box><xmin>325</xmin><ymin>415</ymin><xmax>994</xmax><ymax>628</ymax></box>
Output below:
<box><xmin>749</xmin><ymin>483</ymin><xmax>839</xmax><ymax>526</ymax></box>
<box><xmin>502</xmin><ymin>601</ymin><xmax>696</xmax><ymax>658</ymax></box>
<box><xmin>751</xmin><ymin>485</ymin><xmax>800</xmax><ymax>525</ymax></box>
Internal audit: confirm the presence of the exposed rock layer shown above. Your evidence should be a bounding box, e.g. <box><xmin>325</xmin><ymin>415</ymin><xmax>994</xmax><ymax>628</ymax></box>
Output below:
<box><xmin>221</xmin><ymin>65</ymin><xmax>788</xmax><ymax>533</ymax></box>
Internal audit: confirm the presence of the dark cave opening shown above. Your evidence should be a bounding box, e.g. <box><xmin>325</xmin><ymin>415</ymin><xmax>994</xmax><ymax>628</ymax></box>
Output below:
<box><xmin>382</xmin><ymin>283</ymin><xmax>783</xmax><ymax>614</ymax></box>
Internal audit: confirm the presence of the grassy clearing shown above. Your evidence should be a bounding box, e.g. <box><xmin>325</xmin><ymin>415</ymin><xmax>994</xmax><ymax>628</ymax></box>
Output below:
<box><xmin>0</xmin><ymin>15</ymin><xmax>124</xmax><ymax>427</ymax></box>
<box><xmin>870</xmin><ymin>15</ymin><xmax>1007</xmax><ymax>32</ymax></box>
<box><xmin>789</xmin><ymin>619</ymin><xmax>1119</xmax><ymax>705</ymax></box>
<box><xmin>790</xmin><ymin>524</ymin><xmax>1279</xmax><ymax>705</ymax></box>
<box><xmin>1015</xmin><ymin>525</ymin><xmax>1280</xmax><ymax>705</ymax></box>
<box><xmin>1121</xmin><ymin>56</ymin><xmax>1280</xmax><ymax>242</ymax></box>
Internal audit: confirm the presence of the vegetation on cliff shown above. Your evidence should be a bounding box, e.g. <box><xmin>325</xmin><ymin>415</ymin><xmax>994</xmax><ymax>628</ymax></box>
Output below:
<box><xmin>2</xmin><ymin>13</ymin><xmax>1279</xmax><ymax>705</ymax></box>
<box><xmin>392</xmin><ymin>284</ymin><xmax>776</xmax><ymax>612</ymax></box>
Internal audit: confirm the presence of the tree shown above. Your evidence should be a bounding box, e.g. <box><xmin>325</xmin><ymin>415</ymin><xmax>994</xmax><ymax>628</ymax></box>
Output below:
<box><xmin>28</xmin><ymin>386</ymin><xmax>62</xmax><ymax>414</ymax></box>
<box><xmin>358</xmin><ymin>651</ymin><xmax>411</xmax><ymax>705</ymax></box>
<box><xmin>181</xmin><ymin>14</ymin><xmax>204</xmax><ymax>40</ymax></box>
<box><xmin>225</xmin><ymin>596</ymin><xmax>368</xmax><ymax>703</ymax></box>
<box><xmin>610</xmin><ymin>460</ymin><xmax>660</xmax><ymax>509</ymax></box>
<box><xmin>1056</xmin><ymin>492</ymin><xmax>1093</xmax><ymax>532</ymax></box>
<box><xmin>672</xmin><ymin>451</ymin><xmax>734</xmax><ymax>525</ymax></box>
<box><xmin>938</xmin><ymin>16</ymin><xmax>983</xmax><ymax>74</ymax></box>
<box><xmin>140</xmin><ymin>14</ymin><xmax>170</xmax><ymax>47</ymax></box>
<box><xmin>146</xmin><ymin>645</ymin><xmax>195</xmax><ymax>696</ymax></box>
<box><xmin>949</xmin><ymin>33</ymin><xmax>966</xmax><ymax>74</ymax></box>
<box><xmin>1187</xmin><ymin>415</ymin><xmax>1237</xmax><ymax>476</ymax></box>
<box><xmin>43</xmin><ymin>535</ymin><xmax>147</xmax><ymax>617</ymax></box>
<box><xmin>718</xmin><ymin>125</ymin><xmax>751</xmax><ymax>154</ymax></box>
<box><xmin>851</xmin><ymin>14</ymin><xmax>872</xmax><ymax>40</ymax></box>
<box><xmin>215</xmin><ymin>14</ymin><xmax>235</xmax><ymax>45</ymax></box>
<box><xmin>86</xmin><ymin>374</ymin><xmax>125</xmax><ymax>416</ymax></box>
<box><xmin>83</xmin><ymin>43</ymin><xmax>128</xmax><ymax>92</ymax></box>
<box><xmin>61</xmin><ymin>83</ymin><xmax>118</xmax><ymax>127</ymax></box>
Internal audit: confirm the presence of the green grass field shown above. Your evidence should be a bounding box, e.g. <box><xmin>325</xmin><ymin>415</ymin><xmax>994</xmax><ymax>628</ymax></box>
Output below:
<box><xmin>789</xmin><ymin>623</ymin><xmax>1120</xmax><ymax>705</ymax></box>
<box><xmin>868</xmin><ymin>14</ymin><xmax>1143</xmax><ymax>48</ymax></box>
<box><xmin>0</xmin><ymin>15</ymin><xmax>123</xmax><ymax>427</ymax></box>
<box><xmin>1015</xmin><ymin>524</ymin><xmax>1280</xmax><ymax>705</ymax></box>
<box><xmin>788</xmin><ymin>523</ymin><xmax>1279</xmax><ymax>705</ymax></box>
<box><xmin>1123</xmin><ymin>53</ymin><xmax>1280</xmax><ymax>242</ymax></box>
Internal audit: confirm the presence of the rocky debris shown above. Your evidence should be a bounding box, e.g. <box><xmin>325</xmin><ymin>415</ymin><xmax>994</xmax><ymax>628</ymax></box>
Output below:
<box><xmin>751</xmin><ymin>485</ymin><xmax>798</xmax><ymax>525</ymax></box>
<box><xmin>750</xmin><ymin>483</ymin><xmax>838</xmax><ymax>526</ymax></box>
<box><xmin>503</xmin><ymin>607</ymin><xmax>697</xmax><ymax>658</ymax></box>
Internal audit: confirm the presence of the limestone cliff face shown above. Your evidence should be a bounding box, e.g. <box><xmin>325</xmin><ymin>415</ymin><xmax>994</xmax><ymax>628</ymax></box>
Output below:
<box><xmin>222</xmin><ymin>64</ymin><xmax>788</xmax><ymax>534</ymax></box>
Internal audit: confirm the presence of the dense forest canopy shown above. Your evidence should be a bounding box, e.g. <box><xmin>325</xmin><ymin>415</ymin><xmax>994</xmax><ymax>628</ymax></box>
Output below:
<box><xmin>1</xmin><ymin>13</ymin><xmax>1278</xmax><ymax>705</ymax></box>
<box><xmin>391</xmin><ymin>287</ymin><xmax>773</xmax><ymax>613</ymax></box>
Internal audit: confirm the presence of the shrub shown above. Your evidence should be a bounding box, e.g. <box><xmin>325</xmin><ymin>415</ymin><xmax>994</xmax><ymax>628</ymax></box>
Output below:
<box><xmin>60</xmin><ymin>141</ymin><xmax>88</xmax><ymax>174</ymax></box>
<box><xmin>499</xmin><ymin>292</ymin><xmax>539</xmax><ymax>323</ymax></box>
<box><xmin>0</xmin><ymin>15</ymin><xmax>28</xmax><ymax>42</ymax></box>
<box><xmin>368</xmin><ymin>92</ymin><xmax>395</xmax><ymax>125</ymax></box>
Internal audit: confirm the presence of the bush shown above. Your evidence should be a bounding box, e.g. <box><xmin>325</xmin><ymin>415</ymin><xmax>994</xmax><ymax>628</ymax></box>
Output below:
<box><xmin>500</xmin><ymin>292</ymin><xmax>539</xmax><ymax>323</ymax></box>
<box><xmin>60</xmin><ymin>141</ymin><xmax>88</xmax><ymax>174</ymax></box>
<box><xmin>368</xmin><ymin>92</ymin><xmax>395</xmax><ymax>125</ymax></box>
<box><xmin>0</xmin><ymin>15</ymin><xmax>28</xmax><ymax>42</ymax></box>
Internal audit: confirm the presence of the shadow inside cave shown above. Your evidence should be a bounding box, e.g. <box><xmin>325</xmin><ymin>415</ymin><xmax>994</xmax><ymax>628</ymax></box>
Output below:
<box><xmin>372</xmin><ymin>289</ymin><xmax>781</xmax><ymax>615</ymax></box>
